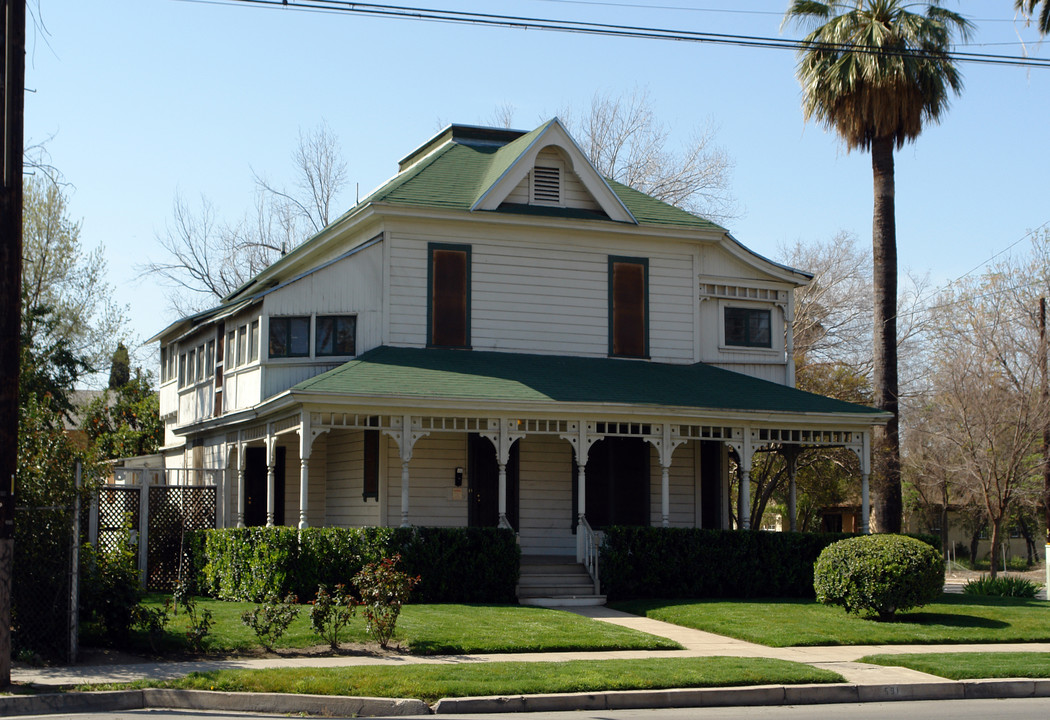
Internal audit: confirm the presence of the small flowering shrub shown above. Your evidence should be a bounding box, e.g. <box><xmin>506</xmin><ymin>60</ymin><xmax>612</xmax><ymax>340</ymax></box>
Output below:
<box><xmin>814</xmin><ymin>534</ymin><xmax>943</xmax><ymax>620</ymax></box>
<box><xmin>311</xmin><ymin>584</ymin><xmax>355</xmax><ymax>650</ymax></box>
<box><xmin>241</xmin><ymin>593</ymin><xmax>301</xmax><ymax>650</ymax></box>
<box><xmin>353</xmin><ymin>554</ymin><xmax>420</xmax><ymax>649</ymax></box>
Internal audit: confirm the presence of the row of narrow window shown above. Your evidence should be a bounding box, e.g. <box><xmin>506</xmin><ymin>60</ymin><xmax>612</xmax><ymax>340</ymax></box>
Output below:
<box><xmin>427</xmin><ymin>243</ymin><xmax>772</xmax><ymax>354</ymax></box>
<box><xmin>166</xmin><ymin>315</ymin><xmax>358</xmax><ymax>390</ymax></box>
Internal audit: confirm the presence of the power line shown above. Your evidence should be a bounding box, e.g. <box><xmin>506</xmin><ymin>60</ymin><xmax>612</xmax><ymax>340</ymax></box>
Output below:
<box><xmin>178</xmin><ymin>0</ymin><xmax>1050</xmax><ymax>69</ymax></box>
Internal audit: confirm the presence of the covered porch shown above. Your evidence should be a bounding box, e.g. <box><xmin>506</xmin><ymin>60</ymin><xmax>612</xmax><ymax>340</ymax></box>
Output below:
<box><xmin>187</xmin><ymin>346</ymin><xmax>886</xmax><ymax>582</ymax></box>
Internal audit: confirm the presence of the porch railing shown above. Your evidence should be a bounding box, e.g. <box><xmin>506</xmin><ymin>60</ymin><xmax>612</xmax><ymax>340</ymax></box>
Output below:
<box><xmin>578</xmin><ymin>516</ymin><xmax>601</xmax><ymax>595</ymax></box>
<box><xmin>112</xmin><ymin>467</ymin><xmax>223</xmax><ymax>487</ymax></box>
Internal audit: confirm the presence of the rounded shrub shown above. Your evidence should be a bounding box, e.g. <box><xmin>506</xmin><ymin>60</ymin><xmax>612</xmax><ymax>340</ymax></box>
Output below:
<box><xmin>813</xmin><ymin>534</ymin><xmax>943</xmax><ymax>620</ymax></box>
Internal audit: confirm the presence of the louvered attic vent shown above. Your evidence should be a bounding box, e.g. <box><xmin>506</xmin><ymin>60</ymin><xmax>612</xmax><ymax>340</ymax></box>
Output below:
<box><xmin>532</xmin><ymin>165</ymin><xmax>561</xmax><ymax>205</ymax></box>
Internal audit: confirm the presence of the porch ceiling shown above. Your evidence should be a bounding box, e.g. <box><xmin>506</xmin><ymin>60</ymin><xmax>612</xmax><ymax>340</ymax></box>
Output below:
<box><xmin>292</xmin><ymin>346</ymin><xmax>886</xmax><ymax>420</ymax></box>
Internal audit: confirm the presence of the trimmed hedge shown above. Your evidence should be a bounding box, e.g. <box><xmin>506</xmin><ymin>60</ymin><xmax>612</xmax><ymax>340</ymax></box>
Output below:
<box><xmin>190</xmin><ymin>526</ymin><xmax>519</xmax><ymax>604</ymax></box>
<box><xmin>600</xmin><ymin>528</ymin><xmax>861</xmax><ymax>600</ymax></box>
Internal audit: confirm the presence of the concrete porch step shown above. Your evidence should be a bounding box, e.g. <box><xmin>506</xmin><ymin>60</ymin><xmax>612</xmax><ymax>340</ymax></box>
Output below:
<box><xmin>518</xmin><ymin>554</ymin><xmax>604</xmax><ymax>606</ymax></box>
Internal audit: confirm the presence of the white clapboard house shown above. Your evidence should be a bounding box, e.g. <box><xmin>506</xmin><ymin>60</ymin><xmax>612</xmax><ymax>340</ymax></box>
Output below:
<box><xmin>147</xmin><ymin>119</ymin><xmax>888</xmax><ymax>603</ymax></box>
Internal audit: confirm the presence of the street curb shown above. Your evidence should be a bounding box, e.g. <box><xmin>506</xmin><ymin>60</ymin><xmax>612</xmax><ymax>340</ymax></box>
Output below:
<box><xmin>3</xmin><ymin>679</ymin><xmax>1050</xmax><ymax>716</ymax></box>
<box><xmin>0</xmin><ymin>689</ymin><xmax>429</xmax><ymax>717</ymax></box>
<box><xmin>431</xmin><ymin>679</ymin><xmax>1050</xmax><ymax>714</ymax></box>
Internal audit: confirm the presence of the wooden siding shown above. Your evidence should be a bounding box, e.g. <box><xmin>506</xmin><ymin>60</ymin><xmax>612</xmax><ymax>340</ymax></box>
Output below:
<box><xmin>224</xmin><ymin>366</ymin><xmax>262</xmax><ymax>413</ymax></box>
<box><xmin>386</xmin><ymin>222</ymin><xmax>696</xmax><ymax>362</ymax></box>
<box><xmin>518</xmin><ymin>435</ymin><xmax>576</xmax><ymax>556</ymax></box>
<box><xmin>259</xmin><ymin>242</ymin><xmax>385</xmax><ymax>400</ymax></box>
<box><xmin>262</xmin><ymin>362</ymin><xmax>343</xmax><ymax>401</ymax></box>
<box><xmin>384</xmin><ymin>433</ymin><xmax>468</xmax><ymax>527</ymax></box>
<box><xmin>324</xmin><ymin>430</ymin><xmax>381</xmax><ymax>527</ymax></box>
<box><xmin>266</xmin><ymin>242</ymin><xmax>384</xmax><ymax>317</ymax></box>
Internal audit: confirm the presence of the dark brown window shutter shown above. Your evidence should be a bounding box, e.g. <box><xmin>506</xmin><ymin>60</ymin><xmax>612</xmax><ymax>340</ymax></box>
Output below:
<box><xmin>363</xmin><ymin>429</ymin><xmax>379</xmax><ymax>500</ymax></box>
<box><xmin>432</xmin><ymin>249</ymin><xmax>468</xmax><ymax>347</ymax></box>
<box><xmin>612</xmin><ymin>261</ymin><xmax>646</xmax><ymax>357</ymax></box>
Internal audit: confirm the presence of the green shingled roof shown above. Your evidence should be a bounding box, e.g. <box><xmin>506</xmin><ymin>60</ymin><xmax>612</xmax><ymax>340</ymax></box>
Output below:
<box><xmin>363</xmin><ymin>123</ymin><xmax>725</xmax><ymax>233</ymax></box>
<box><xmin>294</xmin><ymin>346</ymin><xmax>884</xmax><ymax>418</ymax></box>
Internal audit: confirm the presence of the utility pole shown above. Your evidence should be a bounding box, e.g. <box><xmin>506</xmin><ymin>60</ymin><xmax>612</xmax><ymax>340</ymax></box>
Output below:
<box><xmin>0</xmin><ymin>0</ymin><xmax>25</xmax><ymax>687</ymax></box>
<box><xmin>1040</xmin><ymin>298</ymin><xmax>1049</xmax><ymax>593</ymax></box>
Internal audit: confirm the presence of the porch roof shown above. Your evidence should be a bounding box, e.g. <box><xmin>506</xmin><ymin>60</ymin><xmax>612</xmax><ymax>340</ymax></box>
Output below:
<box><xmin>292</xmin><ymin>346</ymin><xmax>886</xmax><ymax>420</ymax></box>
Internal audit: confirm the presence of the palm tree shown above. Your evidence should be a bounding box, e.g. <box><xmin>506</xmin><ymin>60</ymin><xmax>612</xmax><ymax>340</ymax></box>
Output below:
<box><xmin>784</xmin><ymin>1</ymin><xmax>972</xmax><ymax>533</ymax></box>
<box><xmin>1017</xmin><ymin>1</ymin><xmax>1050</xmax><ymax>34</ymax></box>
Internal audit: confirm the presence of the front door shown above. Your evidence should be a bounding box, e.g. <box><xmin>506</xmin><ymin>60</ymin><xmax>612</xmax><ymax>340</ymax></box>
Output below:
<box><xmin>467</xmin><ymin>434</ymin><xmax>519</xmax><ymax>529</ymax></box>
<box><xmin>244</xmin><ymin>445</ymin><xmax>285</xmax><ymax>526</ymax></box>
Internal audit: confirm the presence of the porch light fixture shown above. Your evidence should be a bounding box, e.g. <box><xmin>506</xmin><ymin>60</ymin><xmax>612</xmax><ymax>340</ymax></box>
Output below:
<box><xmin>455</xmin><ymin>467</ymin><xmax>463</xmax><ymax>486</ymax></box>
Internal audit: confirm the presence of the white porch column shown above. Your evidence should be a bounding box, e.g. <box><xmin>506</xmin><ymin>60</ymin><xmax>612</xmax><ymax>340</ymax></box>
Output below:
<box><xmin>298</xmin><ymin>459</ymin><xmax>310</xmax><ymax>529</ymax></box>
<box><xmin>735</xmin><ymin>430</ymin><xmax>754</xmax><ymax>530</ymax></box>
<box><xmin>661</xmin><ymin>466</ymin><xmax>670</xmax><ymax>528</ymax></box>
<box><xmin>481</xmin><ymin>419</ymin><xmax>525</xmax><ymax>531</ymax></box>
<box><xmin>297</xmin><ymin>413</ymin><xmax>312</xmax><ymax>530</ymax></box>
<box><xmin>497</xmin><ymin>462</ymin><xmax>508</xmax><ymax>527</ymax></box>
<box><xmin>861</xmin><ymin>431</ymin><xmax>871</xmax><ymax>534</ymax></box>
<box><xmin>560</xmin><ymin>421</ymin><xmax>597</xmax><ymax>564</ymax></box>
<box><xmin>381</xmin><ymin>415</ymin><xmax>430</xmax><ymax>529</ymax></box>
<box><xmin>784</xmin><ymin>447</ymin><xmax>800</xmax><ymax>533</ymax></box>
<box><xmin>236</xmin><ymin>436</ymin><xmax>246</xmax><ymax>528</ymax></box>
<box><xmin>265</xmin><ymin>428</ymin><xmax>277</xmax><ymax>527</ymax></box>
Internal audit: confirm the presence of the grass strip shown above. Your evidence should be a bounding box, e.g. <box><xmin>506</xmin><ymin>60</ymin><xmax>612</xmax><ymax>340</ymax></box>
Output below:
<box><xmin>116</xmin><ymin>597</ymin><xmax>679</xmax><ymax>655</ymax></box>
<box><xmin>610</xmin><ymin>595</ymin><xmax>1050</xmax><ymax>647</ymax></box>
<box><xmin>859</xmin><ymin>652</ymin><xmax>1050</xmax><ymax>680</ymax></box>
<box><xmin>81</xmin><ymin>657</ymin><xmax>843</xmax><ymax>703</ymax></box>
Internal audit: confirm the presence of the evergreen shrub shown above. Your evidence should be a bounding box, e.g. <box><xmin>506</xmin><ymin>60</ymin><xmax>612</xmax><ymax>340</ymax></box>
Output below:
<box><xmin>814</xmin><ymin>534</ymin><xmax>944</xmax><ymax>619</ymax></box>
<box><xmin>190</xmin><ymin>525</ymin><xmax>518</xmax><ymax>603</ymax></box>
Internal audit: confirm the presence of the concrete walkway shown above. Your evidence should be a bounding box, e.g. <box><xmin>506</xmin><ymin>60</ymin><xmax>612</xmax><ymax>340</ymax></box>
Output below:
<box><xmin>13</xmin><ymin>605</ymin><xmax>1050</xmax><ymax>690</ymax></box>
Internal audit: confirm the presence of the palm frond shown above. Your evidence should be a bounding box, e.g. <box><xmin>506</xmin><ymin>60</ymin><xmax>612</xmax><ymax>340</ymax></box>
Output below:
<box><xmin>784</xmin><ymin>0</ymin><xmax>971</xmax><ymax>151</ymax></box>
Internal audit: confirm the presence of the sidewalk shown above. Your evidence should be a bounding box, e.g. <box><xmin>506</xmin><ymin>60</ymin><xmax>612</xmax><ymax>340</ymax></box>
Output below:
<box><xmin>9</xmin><ymin>606</ymin><xmax>1050</xmax><ymax>715</ymax></box>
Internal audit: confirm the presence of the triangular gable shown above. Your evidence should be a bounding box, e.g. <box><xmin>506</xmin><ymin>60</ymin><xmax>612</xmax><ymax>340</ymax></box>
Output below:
<box><xmin>471</xmin><ymin>118</ymin><xmax>637</xmax><ymax>224</ymax></box>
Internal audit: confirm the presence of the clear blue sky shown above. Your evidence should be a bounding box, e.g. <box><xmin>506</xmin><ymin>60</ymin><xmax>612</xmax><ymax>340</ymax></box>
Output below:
<box><xmin>23</xmin><ymin>0</ymin><xmax>1050</xmax><ymax>365</ymax></box>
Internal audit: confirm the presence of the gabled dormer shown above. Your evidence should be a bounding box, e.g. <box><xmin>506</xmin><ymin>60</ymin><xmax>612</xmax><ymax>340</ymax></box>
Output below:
<box><xmin>471</xmin><ymin>118</ymin><xmax>636</xmax><ymax>224</ymax></box>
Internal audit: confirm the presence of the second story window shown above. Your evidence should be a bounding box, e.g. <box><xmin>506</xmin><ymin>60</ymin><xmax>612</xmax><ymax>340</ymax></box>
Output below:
<box><xmin>428</xmin><ymin>243</ymin><xmax>470</xmax><ymax>348</ymax></box>
<box><xmin>249</xmin><ymin>320</ymin><xmax>260</xmax><ymax>362</ymax></box>
<box><xmin>316</xmin><ymin>315</ymin><xmax>357</xmax><ymax>357</ymax></box>
<box><xmin>608</xmin><ymin>256</ymin><xmax>648</xmax><ymax>358</ymax></box>
<box><xmin>724</xmin><ymin>307</ymin><xmax>772</xmax><ymax>348</ymax></box>
<box><xmin>269</xmin><ymin>316</ymin><xmax>310</xmax><ymax>358</ymax></box>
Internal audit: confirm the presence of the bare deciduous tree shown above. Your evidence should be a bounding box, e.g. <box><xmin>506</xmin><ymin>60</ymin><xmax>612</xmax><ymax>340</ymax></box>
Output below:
<box><xmin>144</xmin><ymin>123</ymin><xmax>349</xmax><ymax>313</ymax></box>
<box><xmin>916</xmin><ymin>260</ymin><xmax>1049</xmax><ymax>576</ymax></box>
<box><xmin>557</xmin><ymin>88</ymin><xmax>737</xmax><ymax>223</ymax></box>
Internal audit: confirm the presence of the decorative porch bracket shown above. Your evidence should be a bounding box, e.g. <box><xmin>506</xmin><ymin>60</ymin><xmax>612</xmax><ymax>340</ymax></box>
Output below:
<box><xmin>644</xmin><ymin>424</ymin><xmax>688</xmax><ymax>528</ymax></box>
<box><xmin>724</xmin><ymin>428</ymin><xmax>752</xmax><ymax>530</ymax></box>
<box><xmin>382</xmin><ymin>415</ymin><xmax>431</xmax><ymax>528</ymax></box>
<box><xmin>480</xmin><ymin>418</ymin><xmax>526</xmax><ymax>531</ymax></box>
<box><xmin>560</xmin><ymin>421</ymin><xmax>601</xmax><ymax>563</ymax></box>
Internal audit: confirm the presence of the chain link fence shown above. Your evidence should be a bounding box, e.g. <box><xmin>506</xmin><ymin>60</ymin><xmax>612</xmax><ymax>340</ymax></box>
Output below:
<box><xmin>13</xmin><ymin>502</ymin><xmax>78</xmax><ymax>664</ymax></box>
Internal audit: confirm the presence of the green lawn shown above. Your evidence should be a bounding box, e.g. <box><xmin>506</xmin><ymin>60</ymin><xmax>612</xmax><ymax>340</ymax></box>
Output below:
<box><xmin>860</xmin><ymin>652</ymin><xmax>1050</xmax><ymax>679</ymax></box>
<box><xmin>611</xmin><ymin>595</ymin><xmax>1050</xmax><ymax>647</ymax></box>
<box><xmin>85</xmin><ymin>657</ymin><xmax>843</xmax><ymax>702</ymax></box>
<box><xmin>117</xmin><ymin>595</ymin><xmax>679</xmax><ymax>656</ymax></box>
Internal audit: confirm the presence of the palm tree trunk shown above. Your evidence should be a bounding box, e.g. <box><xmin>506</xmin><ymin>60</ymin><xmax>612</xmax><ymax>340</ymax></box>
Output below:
<box><xmin>871</xmin><ymin>135</ymin><xmax>902</xmax><ymax>534</ymax></box>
